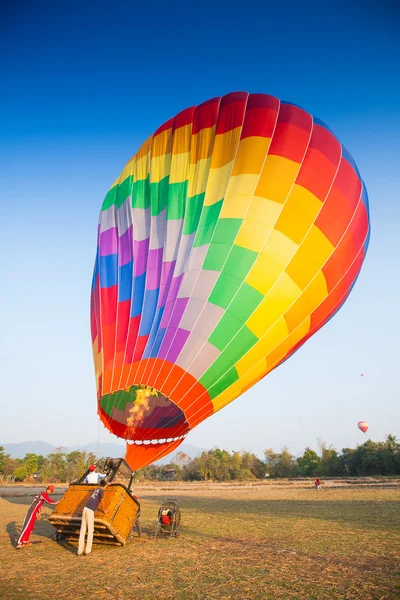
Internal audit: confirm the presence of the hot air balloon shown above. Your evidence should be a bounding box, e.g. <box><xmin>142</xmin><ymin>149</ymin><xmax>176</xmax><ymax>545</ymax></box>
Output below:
<box><xmin>358</xmin><ymin>421</ymin><xmax>368</xmax><ymax>434</ymax></box>
<box><xmin>91</xmin><ymin>92</ymin><xmax>370</xmax><ymax>470</ymax></box>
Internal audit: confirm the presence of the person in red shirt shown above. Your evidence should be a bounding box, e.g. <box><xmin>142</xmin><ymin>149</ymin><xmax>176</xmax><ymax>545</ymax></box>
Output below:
<box><xmin>314</xmin><ymin>477</ymin><xmax>321</xmax><ymax>490</ymax></box>
<box><xmin>16</xmin><ymin>485</ymin><xmax>58</xmax><ymax>549</ymax></box>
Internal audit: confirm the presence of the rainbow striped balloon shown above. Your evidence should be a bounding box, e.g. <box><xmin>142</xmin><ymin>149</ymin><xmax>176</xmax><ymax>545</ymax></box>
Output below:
<box><xmin>91</xmin><ymin>92</ymin><xmax>370</xmax><ymax>469</ymax></box>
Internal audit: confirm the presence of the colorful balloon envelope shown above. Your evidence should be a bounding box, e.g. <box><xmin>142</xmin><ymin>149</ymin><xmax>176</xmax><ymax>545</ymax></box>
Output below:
<box><xmin>358</xmin><ymin>421</ymin><xmax>369</xmax><ymax>434</ymax></box>
<box><xmin>91</xmin><ymin>92</ymin><xmax>370</xmax><ymax>469</ymax></box>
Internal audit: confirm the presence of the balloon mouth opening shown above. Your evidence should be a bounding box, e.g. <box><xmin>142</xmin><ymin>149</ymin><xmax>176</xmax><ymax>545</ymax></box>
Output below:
<box><xmin>127</xmin><ymin>435</ymin><xmax>187</xmax><ymax>446</ymax></box>
<box><xmin>99</xmin><ymin>385</ymin><xmax>190</xmax><ymax>441</ymax></box>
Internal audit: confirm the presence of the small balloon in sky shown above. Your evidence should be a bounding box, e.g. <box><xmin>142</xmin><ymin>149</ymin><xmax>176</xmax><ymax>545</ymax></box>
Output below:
<box><xmin>358</xmin><ymin>421</ymin><xmax>368</xmax><ymax>434</ymax></box>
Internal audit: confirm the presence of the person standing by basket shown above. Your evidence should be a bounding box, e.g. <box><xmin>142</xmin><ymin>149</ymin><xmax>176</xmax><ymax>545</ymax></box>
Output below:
<box><xmin>84</xmin><ymin>464</ymin><xmax>107</xmax><ymax>484</ymax></box>
<box><xmin>16</xmin><ymin>485</ymin><xmax>59</xmax><ymax>549</ymax></box>
<box><xmin>77</xmin><ymin>480</ymin><xmax>109</xmax><ymax>556</ymax></box>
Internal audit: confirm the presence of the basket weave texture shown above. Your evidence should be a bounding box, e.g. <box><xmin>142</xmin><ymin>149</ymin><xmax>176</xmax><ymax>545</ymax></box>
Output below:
<box><xmin>48</xmin><ymin>484</ymin><xmax>140</xmax><ymax>545</ymax></box>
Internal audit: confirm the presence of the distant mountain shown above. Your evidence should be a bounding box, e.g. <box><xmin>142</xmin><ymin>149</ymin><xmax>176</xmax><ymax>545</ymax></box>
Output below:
<box><xmin>2</xmin><ymin>441</ymin><xmax>57</xmax><ymax>459</ymax></box>
<box><xmin>1</xmin><ymin>440</ymin><xmax>206</xmax><ymax>464</ymax></box>
<box><xmin>1</xmin><ymin>440</ymin><xmax>126</xmax><ymax>459</ymax></box>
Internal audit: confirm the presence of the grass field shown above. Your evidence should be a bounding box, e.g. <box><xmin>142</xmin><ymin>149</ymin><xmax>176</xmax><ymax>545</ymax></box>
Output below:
<box><xmin>0</xmin><ymin>484</ymin><xmax>399</xmax><ymax>599</ymax></box>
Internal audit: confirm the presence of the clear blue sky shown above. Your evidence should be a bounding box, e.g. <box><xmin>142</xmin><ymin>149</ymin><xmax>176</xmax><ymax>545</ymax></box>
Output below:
<box><xmin>1</xmin><ymin>1</ymin><xmax>399</xmax><ymax>456</ymax></box>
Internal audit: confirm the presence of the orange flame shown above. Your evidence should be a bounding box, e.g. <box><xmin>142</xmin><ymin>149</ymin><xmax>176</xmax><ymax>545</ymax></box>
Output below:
<box><xmin>127</xmin><ymin>387</ymin><xmax>158</xmax><ymax>428</ymax></box>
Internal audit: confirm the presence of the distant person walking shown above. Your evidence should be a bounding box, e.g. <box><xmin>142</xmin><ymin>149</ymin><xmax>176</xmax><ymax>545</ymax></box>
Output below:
<box><xmin>77</xmin><ymin>480</ymin><xmax>109</xmax><ymax>555</ymax></box>
<box><xmin>16</xmin><ymin>485</ymin><xmax>58</xmax><ymax>549</ymax></box>
<box><xmin>314</xmin><ymin>477</ymin><xmax>321</xmax><ymax>490</ymax></box>
<box><xmin>84</xmin><ymin>464</ymin><xmax>107</xmax><ymax>484</ymax></box>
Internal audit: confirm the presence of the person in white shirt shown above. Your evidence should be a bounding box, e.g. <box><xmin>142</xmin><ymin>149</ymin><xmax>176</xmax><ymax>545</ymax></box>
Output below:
<box><xmin>84</xmin><ymin>464</ymin><xmax>107</xmax><ymax>484</ymax></box>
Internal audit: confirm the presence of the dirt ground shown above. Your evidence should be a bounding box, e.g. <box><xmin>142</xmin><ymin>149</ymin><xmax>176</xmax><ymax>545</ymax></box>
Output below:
<box><xmin>0</xmin><ymin>483</ymin><xmax>399</xmax><ymax>599</ymax></box>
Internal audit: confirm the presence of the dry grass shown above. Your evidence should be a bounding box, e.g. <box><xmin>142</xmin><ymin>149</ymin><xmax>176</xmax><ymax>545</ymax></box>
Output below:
<box><xmin>1</xmin><ymin>484</ymin><xmax>399</xmax><ymax>599</ymax></box>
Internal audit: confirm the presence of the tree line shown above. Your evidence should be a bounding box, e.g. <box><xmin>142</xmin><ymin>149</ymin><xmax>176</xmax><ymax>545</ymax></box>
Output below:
<box><xmin>0</xmin><ymin>435</ymin><xmax>399</xmax><ymax>483</ymax></box>
<box><xmin>0</xmin><ymin>449</ymin><xmax>97</xmax><ymax>483</ymax></box>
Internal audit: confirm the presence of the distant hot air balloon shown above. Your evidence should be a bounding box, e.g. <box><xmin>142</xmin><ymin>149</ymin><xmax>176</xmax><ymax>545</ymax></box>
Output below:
<box><xmin>91</xmin><ymin>92</ymin><xmax>370</xmax><ymax>469</ymax></box>
<box><xmin>358</xmin><ymin>421</ymin><xmax>369</xmax><ymax>434</ymax></box>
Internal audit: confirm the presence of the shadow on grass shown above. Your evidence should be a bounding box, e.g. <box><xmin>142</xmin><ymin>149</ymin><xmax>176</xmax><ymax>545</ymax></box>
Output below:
<box><xmin>5</xmin><ymin>517</ymin><xmax>59</xmax><ymax>545</ymax></box>
<box><xmin>3</xmin><ymin>496</ymin><xmax>37</xmax><ymax>506</ymax></box>
<box><xmin>2</xmin><ymin>495</ymin><xmax>152</xmax><ymax>553</ymax></box>
<box><xmin>6</xmin><ymin>520</ymin><xmax>17</xmax><ymax>546</ymax></box>
<box><xmin>140</xmin><ymin>494</ymin><xmax>400</xmax><ymax>532</ymax></box>
<box><xmin>3</xmin><ymin>497</ymin><xmax>63</xmax><ymax>548</ymax></box>
<box><xmin>1</xmin><ymin>494</ymin><xmax>63</xmax><ymax>507</ymax></box>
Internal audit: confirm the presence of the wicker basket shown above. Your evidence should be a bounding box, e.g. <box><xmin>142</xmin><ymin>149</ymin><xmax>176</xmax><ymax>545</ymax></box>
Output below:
<box><xmin>48</xmin><ymin>483</ymin><xmax>140</xmax><ymax>545</ymax></box>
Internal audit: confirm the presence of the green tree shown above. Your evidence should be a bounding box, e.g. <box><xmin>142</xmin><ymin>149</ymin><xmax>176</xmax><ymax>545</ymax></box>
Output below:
<box><xmin>2</xmin><ymin>458</ymin><xmax>21</xmax><ymax>477</ymax></box>
<box><xmin>65</xmin><ymin>451</ymin><xmax>90</xmax><ymax>481</ymax></box>
<box><xmin>229</xmin><ymin>451</ymin><xmax>244</xmax><ymax>480</ymax></box>
<box><xmin>0</xmin><ymin>446</ymin><xmax>11</xmax><ymax>474</ymax></box>
<box><xmin>264</xmin><ymin>447</ymin><xmax>296</xmax><ymax>477</ymax></box>
<box><xmin>23</xmin><ymin>453</ymin><xmax>39</xmax><ymax>475</ymax></box>
<box><xmin>36</xmin><ymin>455</ymin><xmax>46</xmax><ymax>471</ymax></box>
<box><xmin>340</xmin><ymin>447</ymin><xmax>358</xmax><ymax>475</ymax></box>
<box><xmin>381</xmin><ymin>435</ymin><xmax>400</xmax><ymax>475</ymax></box>
<box><xmin>341</xmin><ymin>441</ymin><xmax>381</xmax><ymax>476</ymax></box>
<box><xmin>297</xmin><ymin>447</ymin><xmax>321</xmax><ymax>476</ymax></box>
<box><xmin>214</xmin><ymin>449</ymin><xmax>232</xmax><ymax>481</ymax></box>
<box><xmin>236</xmin><ymin>468</ymin><xmax>256</xmax><ymax>481</ymax></box>
<box><xmin>360</xmin><ymin>440</ymin><xmax>382</xmax><ymax>474</ymax></box>
<box><xmin>160</xmin><ymin>463</ymin><xmax>182</xmax><ymax>480</ymax></box>
<box><xmin>318</xmin><ymin>440</ymin><xmax>342</xmax><ymax>476</ymax></box>
<box><xmin>200</xmin><ymin>451</ymin><xmax>220</xmax><ymax>480</ymax></box>
<box><xmin>239</xmin><ymin>451</ymin><xmax>266</xmax><ymax>479</ymax></box>
<box><xmin>13</xmin><ymin>466</ymin><xmax>27</xmax><ymax>481</ymax></box>
<box><xmin>43</xmin><ymin>448</ymin><xmax>67</xmax><ymax>481</ymax></box>
<box><xmin>182</xmin><ymin>457</ymin><xmax>202</xmax><ymax>481</ymax></box>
